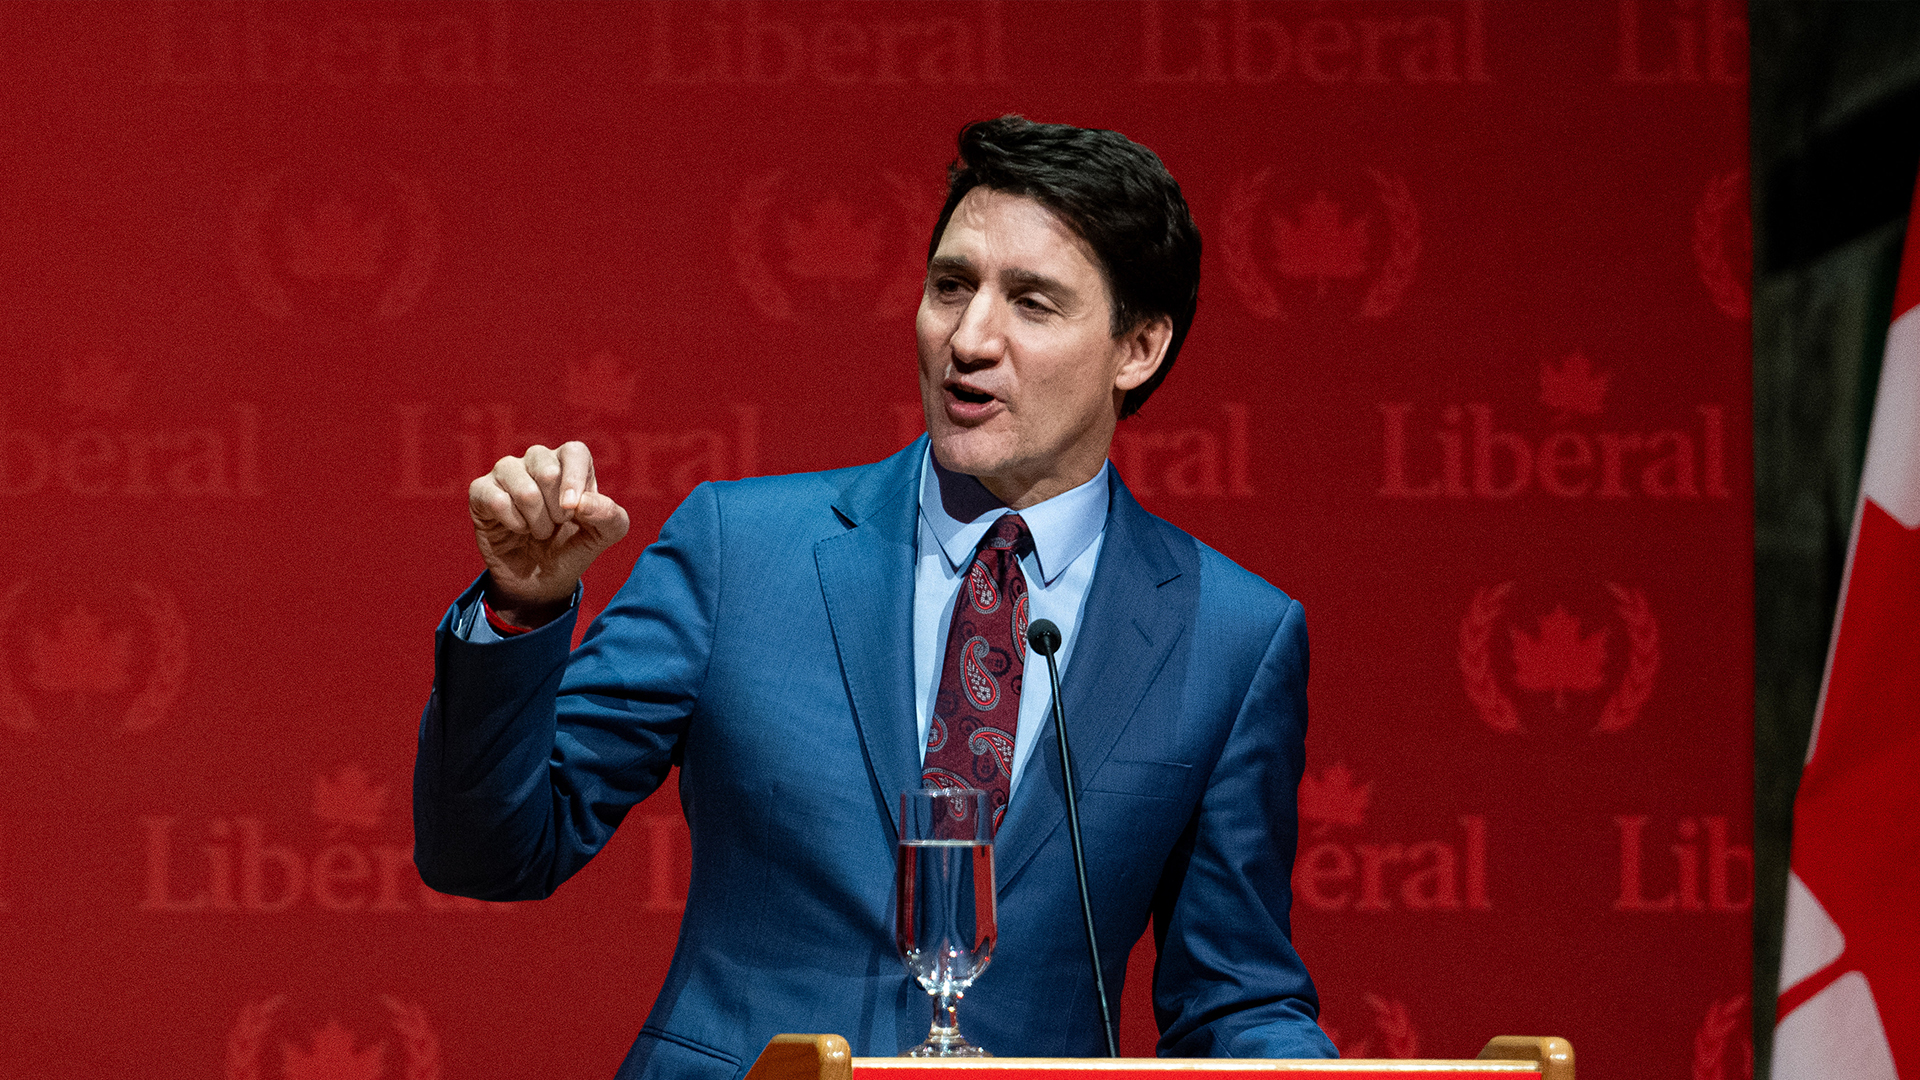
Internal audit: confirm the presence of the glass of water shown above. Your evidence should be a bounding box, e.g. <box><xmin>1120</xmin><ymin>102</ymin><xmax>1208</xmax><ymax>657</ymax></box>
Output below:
<box><xmin>896</xmin><ymin>787</ymin><xmax>997</xmax><ymax>1057</ymax></box>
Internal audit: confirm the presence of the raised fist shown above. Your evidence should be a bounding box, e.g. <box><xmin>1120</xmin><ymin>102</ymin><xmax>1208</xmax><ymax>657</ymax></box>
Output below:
<box><xmin>468</xmin><ymin>442</ymin><xmax>630</xmax><ymax>628</ymax></box>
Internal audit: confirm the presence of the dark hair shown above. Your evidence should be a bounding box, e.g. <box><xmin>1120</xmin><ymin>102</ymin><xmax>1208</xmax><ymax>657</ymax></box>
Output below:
<box><xmin>927</xmin><ymin>116</ymin><xmax>1201</xmax><ymax>418</ymax></box>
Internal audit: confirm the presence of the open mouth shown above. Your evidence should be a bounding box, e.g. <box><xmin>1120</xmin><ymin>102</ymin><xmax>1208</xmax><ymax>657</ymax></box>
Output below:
<box><xmin>949</xmin><ymin>385</ymin><xmax>994</xmax><ymax>405</ymax></box>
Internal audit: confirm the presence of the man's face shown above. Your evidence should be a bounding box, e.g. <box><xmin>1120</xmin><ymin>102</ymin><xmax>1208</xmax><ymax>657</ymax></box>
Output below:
<box><xmin>917</xmin><ymin>187</ymin><xmax>1167</xmax><ymax>509</ymax></box>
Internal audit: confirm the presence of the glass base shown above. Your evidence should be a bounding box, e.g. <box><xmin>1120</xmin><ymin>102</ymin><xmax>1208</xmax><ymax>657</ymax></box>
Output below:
<box><xmin>904</xmin><ymin>1031</ymin><xmax>991</xmax><ymax>1058</ymax></box>
<box><xmin>906</xmin><ymin>986</ymin><xmax>989</xmax><ymax>1057</ymax></box>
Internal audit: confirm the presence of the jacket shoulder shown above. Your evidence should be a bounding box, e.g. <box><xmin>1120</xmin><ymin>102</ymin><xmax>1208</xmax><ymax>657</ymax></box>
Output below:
<box><xmin>1121</xmin><ymin>488</ymin><xmax>1295</xmax><ymax>601</ymax></box>
<box><xmin>1128</xmin><ymin>504</ymin><xmax>1300</xmax><ymax>641</ymax></box>
<box><xmin>692</xmin><ymin>441</ymin><xmax>920</xmax><ymax>536</ymax></box>
<box><xmin>1193</xmin><ymin>537</ymin><xmax>1294</xmax><ymax>610</ymax></box>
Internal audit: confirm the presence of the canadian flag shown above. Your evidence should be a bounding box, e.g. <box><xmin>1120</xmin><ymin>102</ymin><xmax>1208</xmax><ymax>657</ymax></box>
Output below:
<box><xmin>1771</xmin><ymin>185</ymin><xmax>1920</xmax><ymax>1078</ymax></box>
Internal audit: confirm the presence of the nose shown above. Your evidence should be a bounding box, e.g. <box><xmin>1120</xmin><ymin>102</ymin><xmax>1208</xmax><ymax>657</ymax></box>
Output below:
<box><xmin>948</xmin><ymin>288</ymin><xmax>1005</xmax><ymax>370</ymax></box>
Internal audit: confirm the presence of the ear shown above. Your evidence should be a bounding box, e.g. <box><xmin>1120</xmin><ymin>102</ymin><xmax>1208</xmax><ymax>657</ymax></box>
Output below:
<box><xmin>1113</xmin><ymin>314</ymin><xmax>1174</xmax><ymax>393</ymax></box>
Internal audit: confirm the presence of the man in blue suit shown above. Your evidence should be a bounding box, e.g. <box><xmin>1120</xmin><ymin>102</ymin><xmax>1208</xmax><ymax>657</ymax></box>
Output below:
<box><xmin>415</xmin><ymin>117</ymin><xmax>1335</xmax><ymax>1077</ymax></box>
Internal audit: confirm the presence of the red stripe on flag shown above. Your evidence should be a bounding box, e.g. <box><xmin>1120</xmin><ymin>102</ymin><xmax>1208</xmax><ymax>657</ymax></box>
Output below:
<box><xmin>1778</xmin><ymin>958</ymin><xmax>1852</xmax><ymax>1024</ymax></box>
<box><xmin>1786</xmin><ymin>504</ymin><xmax>1920</xmax><ymax>1070</ymax></box>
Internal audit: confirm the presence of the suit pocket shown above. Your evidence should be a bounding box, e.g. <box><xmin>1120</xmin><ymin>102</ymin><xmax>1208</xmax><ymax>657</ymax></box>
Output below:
<box><xmin>1084</xmin><ymin>758</ymin><xmax>1192</xmax><ymax>800</ymax></box>
<box><xmin>622</xmin><ymin>1027</ymin><xmax>743</xmax><ymax>1080</ymax></box>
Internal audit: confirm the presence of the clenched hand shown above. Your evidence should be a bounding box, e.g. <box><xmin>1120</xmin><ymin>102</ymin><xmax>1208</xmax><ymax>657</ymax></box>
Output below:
<box><xmin>469</xmin><ymin>442</ymin><xmax>630</xmax><ymax>628</ymax></box>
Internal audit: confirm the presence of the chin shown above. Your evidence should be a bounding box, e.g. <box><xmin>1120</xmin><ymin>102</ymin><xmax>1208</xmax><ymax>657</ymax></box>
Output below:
<box><xmin>928</xmin><ymin>429</ymin><xmax>1006</xmax><ymax>479</ymax></box>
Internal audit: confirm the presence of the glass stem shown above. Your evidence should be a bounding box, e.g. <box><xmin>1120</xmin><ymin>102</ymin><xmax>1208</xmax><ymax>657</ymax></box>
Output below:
<box><xmin>930</xmin><ymin>990</ymin><xmax>961</xmax><ymax>1041</ymax></box>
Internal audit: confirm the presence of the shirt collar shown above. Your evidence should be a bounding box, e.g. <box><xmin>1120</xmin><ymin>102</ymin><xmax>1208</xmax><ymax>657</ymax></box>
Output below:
<box><xmin>917</xmin><ymin>446</ymin><xmax>1109</xmax><ymax>586</ymax></box>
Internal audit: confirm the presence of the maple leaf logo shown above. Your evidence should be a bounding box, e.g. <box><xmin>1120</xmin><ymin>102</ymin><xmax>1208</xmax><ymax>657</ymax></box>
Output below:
<box><xmin>283</xmin><ymin>193</ymin><xmax>388</xmax><ymax>281</ymax></box>
<box><xmin>1510</xmin><ymin>606</ymin><xmax>1609</xmax><ymax>711</ymax></box>
<box><xmin>1539</xmin><ymin>352</ymin><xmax>1609</xmax><ymax>419</ymax></box>
<box><xmin>1273</xmin><ymin>192</ymin><xmax>1368</xmax><ymax>296</ymax></box>
<box><xmin>1299</xmin><ymin>763</ymin><xmax>1370</xmax><ymax>836</ymax></box>
<box><xmin>312</xmin><ymin>765</ymin><xmax>387</xmax><ymax>832</ymax></box>
<box><xmin>782</xmin><ymin>197</ymin><xmax>883</xmax><ymax>282</ymax></box>
<box><xmin>565</xmin><ymin>351</ymin><xmax>637</xmax><ymax>418</ymax></box>
<box><xmin>59</xmin><ymin>352</ymin><xmax>135</xmax><ymax>415</ymax></box>
<box><xmin>281</xmin><ymin>1020</ymin><xmax>386</xmax><ymax>1080</ymax></box>
<box><xmin>27</xmin><ymin>606</ymin><xmax>132</xmax><ymax>695</ymax></box>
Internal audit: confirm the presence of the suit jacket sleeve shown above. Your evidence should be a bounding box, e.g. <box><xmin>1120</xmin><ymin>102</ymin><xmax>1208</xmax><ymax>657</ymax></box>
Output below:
<box><xmin>1151</xmin><ymin>595</ymin><xmax>1334</xmax><ymax>1058</ymax></box>
<box><xmin>413</xmin><ymin>483</ymin><xmax>722</xmax><ymax>901</ymax></box>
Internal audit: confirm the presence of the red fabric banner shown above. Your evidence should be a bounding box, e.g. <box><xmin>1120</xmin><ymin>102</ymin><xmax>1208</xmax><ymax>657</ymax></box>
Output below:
<box><xmin>0</xmin><ymin>3</ymin><xmax>1748</xmax><ymax>1078</ymax></box>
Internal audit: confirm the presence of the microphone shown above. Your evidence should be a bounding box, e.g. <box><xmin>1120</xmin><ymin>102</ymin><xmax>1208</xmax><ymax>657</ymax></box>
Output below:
<box><xmin>1027</xmin><ymin>618</ymin><xmax>1117</xmax><ymax>1058</ymax></box>
<box><xmin>1028</xmin><ymin>619</ymin><xmax>1062</xmax><ymax>656</ymax></box>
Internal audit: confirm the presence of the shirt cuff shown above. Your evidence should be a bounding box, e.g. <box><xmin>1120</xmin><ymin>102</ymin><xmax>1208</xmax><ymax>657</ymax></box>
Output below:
<box><xmin>483</xmin><ymin>598</ymin><xmax>533</xmax><ymax>637</ymax></box>
<box><xmin>454</xmin><ymin>582</ymin><xmax>581</xmax><ymax>643</ymax></box>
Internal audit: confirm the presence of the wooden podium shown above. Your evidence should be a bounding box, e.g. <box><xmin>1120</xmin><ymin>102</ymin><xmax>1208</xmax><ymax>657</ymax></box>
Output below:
<box><xmin>744</xmin><ymin>1034</ymin><xmax>1574</xmax><ymax>1080</ymax></box>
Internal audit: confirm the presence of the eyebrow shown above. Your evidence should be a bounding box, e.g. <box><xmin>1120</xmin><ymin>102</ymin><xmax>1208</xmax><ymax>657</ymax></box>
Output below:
<box><xmin>927</xmin><ymin>256</ymin><xmax>1081</xmax><ymax>305</ymax></box>
<box><xmin>1002</xmin><ymin>268</ymin><xmax>1079</xmax><ymax>303</ymax></box>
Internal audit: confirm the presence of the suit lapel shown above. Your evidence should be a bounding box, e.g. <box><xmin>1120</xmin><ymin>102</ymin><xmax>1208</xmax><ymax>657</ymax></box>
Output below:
<box><xmin>992</xmin><ymin>473</ymin><xmax>1195</xmax><ymax>896</ymax></box>
<box><xmin>815</xmin><ymin>440</ymin><xmax>926</xmax><ymax>842</ymax></box>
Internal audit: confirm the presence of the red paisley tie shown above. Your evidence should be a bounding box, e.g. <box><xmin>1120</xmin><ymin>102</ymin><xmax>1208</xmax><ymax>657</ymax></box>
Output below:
<box><xmin>922</xmin><ymin>513</ymin><xmax>1031</xmax><ymax>834</ymax></box>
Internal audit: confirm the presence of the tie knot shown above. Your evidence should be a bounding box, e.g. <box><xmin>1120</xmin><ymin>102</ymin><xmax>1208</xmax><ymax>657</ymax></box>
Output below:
<box><xmin>984</xmin><ymin>513</ymin><xmax>1031</xmax><ymax>554</ymax></box>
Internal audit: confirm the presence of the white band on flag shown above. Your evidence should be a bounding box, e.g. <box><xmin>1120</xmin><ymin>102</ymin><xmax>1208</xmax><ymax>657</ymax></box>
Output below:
<box><xmin>1861</xmin><ymin>308</ymin><xmax>1920</xmax><ymax>528</ymax></box>
<box><xmin>1775</xmin><ymin>972</ymin><xmax>1899</xmax><ymax>1080</ymax></box>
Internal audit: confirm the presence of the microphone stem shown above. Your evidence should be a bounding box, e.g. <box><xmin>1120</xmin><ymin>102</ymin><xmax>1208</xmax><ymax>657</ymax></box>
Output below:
<box><xmin>1043</xmin><ymin>646</ymin><xmax>1118</xmax><ymax>1058</ymax></box>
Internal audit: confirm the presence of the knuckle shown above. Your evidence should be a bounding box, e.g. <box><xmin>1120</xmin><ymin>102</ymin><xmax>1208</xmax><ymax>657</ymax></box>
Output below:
<box><xmin>473</xmin><ymin>491</ymin><xmax>519</xmax><ymax>525</ymax></box>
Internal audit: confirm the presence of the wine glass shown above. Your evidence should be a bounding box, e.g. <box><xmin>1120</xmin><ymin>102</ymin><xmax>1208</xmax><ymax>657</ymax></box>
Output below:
<box><xmin>896</xmin><ymin>787</ymin><xmax>997</xmax><ymax>1057</ymax></box>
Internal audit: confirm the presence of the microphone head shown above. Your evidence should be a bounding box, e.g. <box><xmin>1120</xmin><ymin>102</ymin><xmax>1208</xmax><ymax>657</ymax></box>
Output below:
<box><xmin>1027</xmin><ymin>618</ymin><xmax>1063</xmax><ymax>656</ymax></box>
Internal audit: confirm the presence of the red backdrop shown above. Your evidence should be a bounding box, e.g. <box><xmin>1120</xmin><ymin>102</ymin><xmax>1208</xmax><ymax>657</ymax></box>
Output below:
<box><xmin>0</xmin><ymin>2</ymin><xmax>1751</xmax><ymax>1078</ymax></box>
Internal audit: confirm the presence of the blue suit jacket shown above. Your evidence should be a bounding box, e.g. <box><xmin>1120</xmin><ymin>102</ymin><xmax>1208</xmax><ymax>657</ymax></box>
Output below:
<box><xmin>414</xmin><ymin>438</ymin><xmax>1334</xmax><ymax>1078</ymax></box>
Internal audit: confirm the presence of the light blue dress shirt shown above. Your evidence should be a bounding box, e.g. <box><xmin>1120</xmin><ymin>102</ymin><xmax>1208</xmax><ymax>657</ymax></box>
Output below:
<box><xmin>461</xmin><ymin>448</ymin><xmax>1111</xmax><ymax>801</ymax></box>
<box><xmin>913</xmin><ymin>448</ymin><xmax>1107</xmax><ymax>800</ymax></box>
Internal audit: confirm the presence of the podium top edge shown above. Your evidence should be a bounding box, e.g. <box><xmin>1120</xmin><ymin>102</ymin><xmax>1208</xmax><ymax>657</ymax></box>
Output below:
<box><xmin>848</xmin><ymin>1061</ymin><xmax>1542</xmax><ymax>1073</ymax></box>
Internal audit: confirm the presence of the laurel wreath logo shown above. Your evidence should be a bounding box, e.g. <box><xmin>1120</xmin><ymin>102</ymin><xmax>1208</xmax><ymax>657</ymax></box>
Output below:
<box><xmin>1366</xmin><ymin>993</ymin><xmax>1419</xmax><ymax>1058</ymax></box>
<box><xmin>224</xmin><ymin>996</ymin><xmax>283</xmax><ymax>1080</ymax></box>
<box><xmin>1692</xmin><ymin>993</ymin><xmax>1751</xmax><ymax>1080</ymax></box>
<box><xmin>1326</xmin><ymin>994</ymin><xmax>1419</xmax><ymax>1059</ymax></box>
<box><xmin>1458</xmin><ymin>582</ymin><xmax>1660</xmax><ymax>735</ymax></box>
<box><xmin>0</xmin><ymin>581</ymin><xmax>189</xmax><ymax>735</ymax></box>
<box><xmin>385</xmin><ymin>995</ymin><xmax>444</xmax><ymax>1080</ymax></box>
<box><xmin>1458</xmin><ymin>582</ymin><xmax>1523</xmax><ymax>734</ymax></box>
<box><xmin>1592</xmin><ymin>583</ymin><xmax>1659</xmax><ymax>735</ymax></box>
<box><xmin>1221</xmin><ymin>169</ymin><xmax>1284</xmax><ymax>320</ymax></box>
<box><xmin>1692</xmin><ymin>166</ymin><xmax>1750</xmax><ymax>320</ymax></box>
<box><xmin>125</xmin><ymin>583</ymin><xmax>189</xmax><ymax>733</ymax></box>
<box><xmin>730</xmin><ymin>171</ymin><xmax>795</xmax><ymax>322</ymax></box>
<box><xmin>225</xmin><ymin>995</ymin><xmax>441</xmax><ymax>1080</ymax></box>
<box><xmin>728</xmin><ymin>170</ymin><xmax>936</xmax><ymax>323</ymax></box>
<box><xmin>231</xmin><ymin>172</ymin><xmax>441</xmax><ymax>322</ymax></box>
<box><xmin>1361</xmin><ymin>171</ymin><xmax>1421</xmax><ymax>319</ymax></box>
<box><xmin>1220</xmin><ymin>168</ymin><xmax>1420</xmax><ymax>321</ymax></box>
<box><xmin>875</xmin><ymin>174</ymin><xmax>943</xmax><ymax>318</ymax></box>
